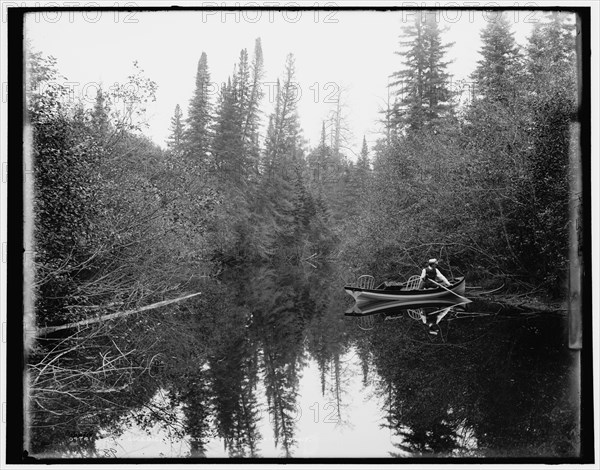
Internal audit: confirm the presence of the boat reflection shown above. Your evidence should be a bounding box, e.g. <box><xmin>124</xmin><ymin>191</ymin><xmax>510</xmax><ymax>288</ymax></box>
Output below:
<box><xmin>345</xmin><ymin>298</ymin><xmax>472</xmax><ymax>336</ymax></box>
<box><xmin>346</xmin><ymin>298</ymin><xmax>469</xmax><ymax>316</ymax></box>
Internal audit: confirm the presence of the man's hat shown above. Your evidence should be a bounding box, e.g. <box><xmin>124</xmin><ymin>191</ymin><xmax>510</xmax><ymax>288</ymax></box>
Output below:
<box><xmin>428</xmin><ymin>258</ymin><xmax>438</xmax><ymax>265</ymax></box>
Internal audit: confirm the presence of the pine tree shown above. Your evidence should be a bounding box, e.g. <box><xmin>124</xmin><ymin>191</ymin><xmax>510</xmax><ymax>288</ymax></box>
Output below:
<box><xmin>263</xmin><ymin>54</ymin><xmax>302</xmax><ymax>180</ymax></box>
<box><xmin>91</xmin><ymin>88</ymin><xmax>109</xmax><ymax>138</ymax></box>
<box><xmin>390</xmin><ymin>11</ymin><xmax>453</xmax><ymax>133</ymax></box>
<box><xmin>258</xmin><ymin>54</ymin><xmax>307</xmax><ymax>258</ymax></box>
<box><xmin>471</xmin><ymin>13</ymin><xmax>523</xmax><ymax>103</ymax></box>
<box><xmin>525</xmin><ymin>12</ymin><xmax>576</xmax><ymax>97</ymax></box>
<box><xmin>212</xmin><ymin>43</ymin><xmax>265</xmax><ymax>184</ymax></box>
<box><xmin>236</xmin><ymin>49</ymin><xmax>251</xmax><ymax>120</ymax></box>
<box><xmin>212</xmin><ymin>76</ymin><xmax>243</xmax><ymax>179</ymax></box>
<box><xmin>357</xmin><ymin>136</ymin><xmax>370</xmax><ymax>172</ymax></box>
<box><xmin>185</xmin><ymin>52</ymin><xmax>212</xmax><ymax>165</ymax></box>
<box><xmin>242</xmin><ymin>38</ymin><xmax>264</xmax><ymax>172</ymax></box>
<box><xmin>306</xmin><ymin>121</ymin><xmax>333</xmax><ymax>192</ymax></box>
<box><xmin>166</xmin><ymin>104</ymin><xmax>184</xmax><ymax>152</ymax></box>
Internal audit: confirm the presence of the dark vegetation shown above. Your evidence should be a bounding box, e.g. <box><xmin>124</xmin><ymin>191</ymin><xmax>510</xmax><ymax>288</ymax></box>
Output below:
<box><xmin>354</xmin><ymin>309</ymin><xmax>578</xmax><ymax>457</ymax></box>
<box><xmin>26</xmin><ymin>12</ymin><xmax>577</xmax><ymax>458</ymax></box>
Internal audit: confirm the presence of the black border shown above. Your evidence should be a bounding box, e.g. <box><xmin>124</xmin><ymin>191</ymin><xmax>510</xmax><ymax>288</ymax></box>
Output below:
<box><xmin>577</xmin><ymin>5</ymin><xmax>594</xmax><ymax>464</ymax></box>
<box><xmin>5</xmin><ymin>4</ymin><xmax>595</xmax><ymax>465</ymax></box>
<box><xmin>6</xmin><ymin>5</ymin><xmax>26</xmax><ymax>466</ymax></box>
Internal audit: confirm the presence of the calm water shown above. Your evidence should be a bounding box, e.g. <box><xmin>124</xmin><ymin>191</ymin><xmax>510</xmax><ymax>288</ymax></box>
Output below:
<box><xmin>28</xmin><ymin>263</ymin><xmax>579</xmax><ymax>459</ymax></box>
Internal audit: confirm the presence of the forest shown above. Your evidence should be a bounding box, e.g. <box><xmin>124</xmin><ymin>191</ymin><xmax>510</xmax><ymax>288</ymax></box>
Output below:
<box><xmin>25</xmin><ymin>11</ymin><xmax>578</xmax><ymax>458</ymax></box>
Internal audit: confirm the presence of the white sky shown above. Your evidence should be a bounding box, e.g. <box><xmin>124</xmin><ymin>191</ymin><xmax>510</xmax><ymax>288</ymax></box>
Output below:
<box><xmin>24</xmin><ymin>7</ymin><xmax>542</xmax><ymax>157</ymax></box>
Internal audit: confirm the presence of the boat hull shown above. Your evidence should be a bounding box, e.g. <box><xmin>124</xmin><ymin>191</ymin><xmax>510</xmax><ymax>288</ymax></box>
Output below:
<box><xmin>344</xmin><ymin>276</ymin><xmax>466</xmax><ymax>302</ymax></box>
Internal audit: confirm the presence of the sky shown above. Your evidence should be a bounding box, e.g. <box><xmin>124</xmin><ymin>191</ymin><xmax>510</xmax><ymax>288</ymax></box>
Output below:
<box><xmin>23</xmin><ymin>7</ymin><xmax>542</xmax><ymax>158</ymax></box>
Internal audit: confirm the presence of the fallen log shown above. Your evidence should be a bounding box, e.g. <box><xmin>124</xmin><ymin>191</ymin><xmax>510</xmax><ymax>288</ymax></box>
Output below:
<box><xmin>36</xmin><ymin>292</ymin><xmax>202</xmax><ymax>336</ymax></box>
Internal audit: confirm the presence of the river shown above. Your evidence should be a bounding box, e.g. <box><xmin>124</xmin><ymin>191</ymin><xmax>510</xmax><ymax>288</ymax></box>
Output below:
<box><xmin>28</xmin><ymin>262</ymin><xmax>579</xmax><ymax>459</ymax></box>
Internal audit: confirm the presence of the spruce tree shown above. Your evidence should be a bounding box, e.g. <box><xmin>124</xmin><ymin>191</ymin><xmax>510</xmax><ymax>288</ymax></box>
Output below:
<box><xmin>212</xmin><ymin>42</ymin><xmax>265</xmax><ymax>184</ymax></box>
<box><xmin>235</xmin><ymin>44</ymin><xmax>264</xmax><ymax>180</ymax></box>
<box><xmin>185</xmin><ymin>52</ymin><xmax>212</xmax><ymax>165</ymax></box>
<box><xmin>212</xmin><ymin>76</ymin><xmax>244</xmax><ymax>179</ymax></box>
<box><xmin>357</xmin><ymin>136</ymin><xmax>370</xmax><ymax>172</ymax></box>
<box><xmin>263</xmin><ymin>54</ymin><xmax>302</xmax><ymax>179</ymax></box>
<box><xmin>91</xmin><ymin>88</ymin><xmax>110</xmax><ymax>138</ymax></box>
<box><xmin>243</xmin><ymin>38</ymin><xmax>264</xmax><ymax>157</ymax></box>
<box><xmin>471</xmin><ymin>13</ymin><xmax>523</xmax><ymax>103</ymax></box>
<box><xmin>306</xmin><ymin>121</ymin><xmax>332</xmax><ymax>192</ymax></box>
<box><xmin>259</xmin><ymin>54</ymin><xmax>306</xmax><ymax>257</ymax></box>
<box><xmin>166</xmin><ymin>104</ymin><xmax>184</xmax><ymax>152</ymax></box>
<box><xmin>390</xmin><ymin>11</ymin><xmax>453</xmax><ymax>133</ymax></box>
<box><xmin>525</xmin><ymin>12</ymin><xmax>576</xmax><ymax>97</ymax></box>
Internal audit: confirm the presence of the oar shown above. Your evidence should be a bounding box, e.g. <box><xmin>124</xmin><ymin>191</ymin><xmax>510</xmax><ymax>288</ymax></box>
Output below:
<box><xmin>428</xmin><ymin>278</ymin><xmax>470</xmax><ymax>303</ymax></box>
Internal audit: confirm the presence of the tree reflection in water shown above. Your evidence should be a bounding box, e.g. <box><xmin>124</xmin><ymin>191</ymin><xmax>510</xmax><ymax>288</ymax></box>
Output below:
<box><xmin>346</xmin><ymin>300</ymin><xmax>578</xmax><ymax>457</ymax></box>
<box><xmin>28</xmin><ymin>264</ymin><xmax>578</xmax><ymax>459</ymax></box>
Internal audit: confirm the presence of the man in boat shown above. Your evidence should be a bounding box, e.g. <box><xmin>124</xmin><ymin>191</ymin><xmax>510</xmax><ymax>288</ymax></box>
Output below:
<box><xmin>419</xmin><ymin>259</ymin><xmax>451</xmax><ymax>289</ymax></box>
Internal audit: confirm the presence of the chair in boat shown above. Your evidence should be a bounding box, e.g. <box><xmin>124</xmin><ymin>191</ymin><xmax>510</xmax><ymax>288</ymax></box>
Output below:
<box><xmin>404</xmin><ymin>275</ymin><xmax>422</xmax><ymax>291</ymax></box>
<box><xmin>356</xmin><ymin>275</ymin><xmax>375</xmax><ymax>290</ymax></box>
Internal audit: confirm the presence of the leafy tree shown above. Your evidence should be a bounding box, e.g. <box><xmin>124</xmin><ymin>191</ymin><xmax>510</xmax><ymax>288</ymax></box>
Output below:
<box><xmin>453</xmin><ymin>13</ymin><xmax>531</xmax><ymax>276</ymax></box>
<box><xmin>507</xmin><ymin>12</ymin><xmax>576</xmax><ymax>291</ymax></box>
<box><xmin>29</xmin><ymin>52</ymin><xmax>105</xmax><ymax>325</ymax></box>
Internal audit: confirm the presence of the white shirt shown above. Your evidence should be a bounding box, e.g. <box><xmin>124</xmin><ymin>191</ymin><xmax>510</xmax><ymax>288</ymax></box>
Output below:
<box><xmin>420</xmin><ymin>267</ymin><xmax>450</xmax><ymax>286</ymax></box>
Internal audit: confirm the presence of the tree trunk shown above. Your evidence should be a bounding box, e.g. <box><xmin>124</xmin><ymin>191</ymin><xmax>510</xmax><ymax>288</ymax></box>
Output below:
<box><xmin>37</xmin><ymin>292</ymin><xmax>202</xmax><ymax>336</ymax></box>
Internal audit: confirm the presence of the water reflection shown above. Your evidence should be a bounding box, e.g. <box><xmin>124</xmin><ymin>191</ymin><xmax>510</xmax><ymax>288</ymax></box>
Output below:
<box><xmin>345</xmin><ymin>298</ymin><xmax>471</xmax><ymax>340</ymax></box>
<box><xmin>27</xmin><ymin>264</ymin><xmax>579</xmax><ymax>459</ymax></box>
<box><xmin>346</xmin><ymin>298</ymin><xmax>577</xmax><ymax>457</ymax></box>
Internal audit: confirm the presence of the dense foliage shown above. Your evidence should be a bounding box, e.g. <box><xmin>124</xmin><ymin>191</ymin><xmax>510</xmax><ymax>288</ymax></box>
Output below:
<box><xmin>344</xmin><ymin>12</ymin><xmax>576</xmax><ymax>295</ymax></box>
<box><xmin>26</xmin><ymin>11</ymin><xmax>578</xmax><ymax>458</ymax></box>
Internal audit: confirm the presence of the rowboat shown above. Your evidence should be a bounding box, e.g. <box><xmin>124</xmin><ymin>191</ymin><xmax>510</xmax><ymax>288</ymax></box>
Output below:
<box><xmin>344</xmin><ymin>276</ymin><xmax>466</xmax><ymax>303</ymax></box>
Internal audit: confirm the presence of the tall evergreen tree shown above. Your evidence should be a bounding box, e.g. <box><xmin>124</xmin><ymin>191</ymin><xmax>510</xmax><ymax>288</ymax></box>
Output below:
<box><xmin>263</xmin><ymin>54</ymin><xmax>302</xmax><ymax>180</ymax></box>
<box><xmin>185</xmin><ymin>52</ymin><xmax>212</xmax><ymax>165</ymax></box>
<box><xmin>242</xmin><ymin>38</ymin><xmax>265</xmax><ymax>174</ymax></box>
<box><xmin>212</xmin><ymin>76</ymin><xmax>244</xmax><ymax>179</ymax></box>
<box><xmin>91</xmin><ymin>88</ymin><xmax>109</xmax><ymax>138</ymax></box>
<box><xmin>471</xmin><ymin>13</ymin><xmax>523</xmax><ymax>103</ymax></box>
<box><xmin>390</xmin><ymin>11</ymin><xmax>453</xmax><ymax>133</ymax></box>
<box><xmin>525</xmin><ymin>12</ymin><xmax>576</xmax><ymax>97</ymax></box>
<box><xmin>357</xmin><ymin>136</ymin><xmax>370</xmax><ymax>172</ymax></box>
<box><xmin>212</xmin><ymin>43</ymin><xmax>264</xmax><ymax>184</ymax></box>
<box><xmin>354</xmin><ymin>136</ymin><xmax>372</xmax><ymax>202</ymax></box>
<box><xmin>166</xmin><ymin>104</ymin><xmax>184</xmax><ymax>152</ymax></box>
